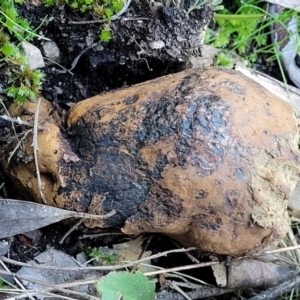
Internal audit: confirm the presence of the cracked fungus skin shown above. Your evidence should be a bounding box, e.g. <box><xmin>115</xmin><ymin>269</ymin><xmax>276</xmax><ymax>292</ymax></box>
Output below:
<box><xmin>2</xmin><ymin>67</ymin><xmax>300</xmax><ymax>255</ymax></box>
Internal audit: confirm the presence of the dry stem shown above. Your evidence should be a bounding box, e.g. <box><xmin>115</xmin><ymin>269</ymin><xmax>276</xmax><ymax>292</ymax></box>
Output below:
<box><xmin>0</xmin><ymin>248</ymin><xmax>197</xmax><ymax>271</ymax></box>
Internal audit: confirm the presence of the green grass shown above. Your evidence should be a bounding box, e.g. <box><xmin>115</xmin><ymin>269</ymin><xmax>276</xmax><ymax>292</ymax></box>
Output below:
<box><xmin>42</xmin><ymin>0</ymin><xmax>126</xmax><ymax>42</ymax></box>
<box><xmin>205</xmin><ymin>0</ymin><xmax>299</xmax><ymax>70</ymax></box>
<box><xmin>0</xmin><ymin>0</ymin><xmax>46</xmax><ymax>103</ymax></box>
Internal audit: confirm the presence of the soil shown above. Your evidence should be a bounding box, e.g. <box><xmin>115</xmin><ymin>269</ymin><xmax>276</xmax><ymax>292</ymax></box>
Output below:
<box><xmin>17</xmin><ymin>0</ymin><xmax>212</xmax><ymax>105</ymax></box>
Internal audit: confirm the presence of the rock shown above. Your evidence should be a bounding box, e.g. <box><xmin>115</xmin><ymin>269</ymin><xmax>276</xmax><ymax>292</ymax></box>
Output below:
<box><xmin>189</xmin><ymin>45</ymin><xmax>219</xmax><ymax>68</ymax></box>
<box><xmin>0</xmin><ymin>240</ymin><xmax>10</xmax><ymax>256</ymax></box>
<box><xmin>41</xmin><ymin>41</ymin><xmax>61</xmax><ymax>63</ymax></box>
<box><xmin>1</xmin><ymin>67</ymin><xmax>299</xmax><ymax>256</ymax></box>
<box><xmin>17</xmin><ymin>248</ymin><xmax>99</xmax><ymax>299</ymax></box>
<box><xmin>21</xmin><ymin>41</ymin><xmax>45</xmax><ymax>70</ymax></box>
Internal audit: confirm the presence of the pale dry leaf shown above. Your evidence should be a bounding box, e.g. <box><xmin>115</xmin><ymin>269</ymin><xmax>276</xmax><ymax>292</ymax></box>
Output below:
<box><xmin>0</xmin><ymin>199</ymin><xmax>115</xmax><ymax>239</ymax></box>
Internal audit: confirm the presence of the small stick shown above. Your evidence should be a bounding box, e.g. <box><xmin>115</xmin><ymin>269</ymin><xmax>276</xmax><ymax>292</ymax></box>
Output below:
<box><xmin>43</xmin><ymin>57</ymin><xmax>74</xmax><ymax>75</ymax></box>
<box><xmin>0</xmin><ymin>260</ymin><xmax>35</xmax><ymax>300</ymax></box>
<box><xmin>143</xmin><ymin>261</ymin><xmax>221</xmax><ymax>276</ymax></box>
<box><xmin>131</xmin><ymin>234</ymin><xmax>153</xmax><ymax>274</ymax></box>
<box><xmin>7</xmin><ymin>129</ymin><xmax>32</xmax><ymax>163</ymax></box>
<box><xmin>79</xmin><ymin>232</ymin><xmax>124</xmax><ymax>239</ymax></box>
<box><xmin>0</xmin><ymin>248</ymin><xmax>196</xmax><ymax>271</ymax></box>
<box><xmin>155</xmin><ymin>286</ymin><xmax>236</xmax><ymax>300</ymax></box>
<box><xmin>169</xmin><ymin>281</ymin><xmax>192</xmax><ymax>300</ymax></box>
<box><xmin>0</xmin><ymin>101</ymin><xmax>20</xmax><ymax>144</ymax></box>
<box><xmin>68</xmin><ymin>19</ymin><xmax>107</xmax><ymax>25</ymax></box>
<box><xmin>171</xmin><ymin>239</ymin><xmax>200</xmax><ymax>263</ymax></box>
<box><xmin>59</xmin><ymin>219</ymin><xmax>84</xmax><ymax>244</ymax></box>
<box><xmin>263</xmin><ymin>244</ymin><xmax>300</xmax><ymax>254</ymax></box>
<box><xmin>31</xmin><ymin>98</ymin><xmax>46</xmax><ymax>203</ymax></box>
<box><xmin>74</xmin><ymin>209</ymin><xmax>116</xmax><ymax>220</ymax></box>
<box><xmin>248</xmin><ymin>274</ymin><xmax>300</xmax><ymax>300</ymax></box>
<box><xmin>0</xmin><ymin>115</ymin><xmax>49</xmax><ymax>130</ymax></box>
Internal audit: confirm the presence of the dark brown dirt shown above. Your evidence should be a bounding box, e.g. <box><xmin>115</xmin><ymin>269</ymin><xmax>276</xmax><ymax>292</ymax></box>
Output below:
<box><xmin>16</xmin><ymin>0</ymin><xmax>212</xmax><ymax>106</ymax></box>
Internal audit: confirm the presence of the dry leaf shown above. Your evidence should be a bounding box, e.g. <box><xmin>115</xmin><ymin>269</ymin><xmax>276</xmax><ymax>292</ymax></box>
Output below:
<box><xmin>0</xmin><ymin>199</ymin><xmax>115</xmax><ymax>239</ymax></box>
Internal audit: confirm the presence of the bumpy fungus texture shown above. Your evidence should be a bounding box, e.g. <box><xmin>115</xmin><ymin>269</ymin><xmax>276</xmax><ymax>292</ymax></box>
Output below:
<box><xmin>1</xmin><ymin>68</ymin><xmax>299</xmax><ymax>256</ymax></box>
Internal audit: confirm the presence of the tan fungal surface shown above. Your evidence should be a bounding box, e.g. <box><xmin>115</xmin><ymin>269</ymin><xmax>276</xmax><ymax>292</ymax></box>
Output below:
<box><xmin>1</xmin><ymin>68</ymin><xmax>299</xmax><ymax>256</ymax></box>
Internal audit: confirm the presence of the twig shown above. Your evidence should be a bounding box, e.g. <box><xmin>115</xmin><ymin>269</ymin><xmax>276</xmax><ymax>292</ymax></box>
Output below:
<box><xmin>31</xmin><ymin>98</ymin><xmax>46</xmax><ymax>203</ymax></box>
<box><xmin>5</xmin><ymin>292</ymin><xmax>76</xmax><ymax>300</ymax></box>
<box><xmin>43</xmin><ymin>57</ymin><xmax>74</xmax><ymax>75</ymax></box>
<box><xmin>0</xmin><ymin>248</ymin><xmax>196</xmax><ymax>271</ymax></box>
<box><xmin>167</xmin><ymin>280</ymin><xmax>204</xmax><ymax>290</ymax></box>
<box><xmin>0</xmin><ymin>269</ymin><xmax>99</xmax><ymax>300</ymax></box>
<box><xmin>72</xmin><ymin>209</ymin><xmax>116</xmax><ymax>220</ymax></box>
<box><xmin>168</xmin><ymin>281</ymin><xmax>192</xmax><ymax>300</ymax></box>
<box><xmin>0</xmin><ymin>260</ymin><xmax>35</xmax><ymax>300</ymax></box>
<box><xmin>171</xmin><ymin>239</ymin><xmax>200</xmax><ymax>263</ymax></box>
<box><xmin>5</xmin><ymin>291</ymin><xmax>84</xmax><ymax>300</ymax></box>
<box><xmin>263</xmin><ymin>244</ymin><xmax>300</xmax><ymax>254</ymax></box>
<box><xmin>68</xmin><ymin>19</ymin><xmax>107</xmax><ymax>24</ymax></box>
<box><xmin>131</xmin><ymin>234</ymin><xmax>153</xmax><ymax>274</ymax></box>
<box><xmin>248</xmin><ymin>274</ymin><xmax>300</xmax><ymax>300</ymax></box>
<box><xmin>155</xmin><ymin>286</ymin><xmax>236</xmax><ymax>300</ymax></box>
<box><xmin>18</xmin><ymin>277</ymin><xmax>99</xmax><ymax>300</ymax></box>
<box><xmin>0</xmin><ymin>101</ymin><xmax>20</xmax><ymax>145</ymax></box>
<box><xmin>0</xmin><ymin>270</ymin><xmax>98</xmax><ymax>289</ymax></box>
<box><xmin>79</xmin><ymin>232</ymin><xmax>124</xmax><ymax>239</ymax></box>
<box><xmin>0</xmin><ymin>115</ymin><xmax>48</xmax><ymax>130</ymax></box>
<box><xmin>59</xmin><ymin>219</ymin><xmax>84</xmax><ymax>244</ymax></box>
<box><xmin>7</xmin><ymin>129</ymin><xmax>32</xmax><ymax>163</ymax></box>
<box><xmin>121</xmin><ymin>17</ymin><xmax>152</xmax><ymax>21</ymax></box>
<box><xmin>125</xmin><ymin>31</ymin><xmax>153</xmax><ymax>70</ymax></box>
<box><xmin>139</xmin><ymin>263</ymin><xmax>210</xmax><ymax>286</ymax></box>
<box><xmin>143</xmin><ymin>261</ymin><xmax>221</xmax><ymax>276</ymax></box>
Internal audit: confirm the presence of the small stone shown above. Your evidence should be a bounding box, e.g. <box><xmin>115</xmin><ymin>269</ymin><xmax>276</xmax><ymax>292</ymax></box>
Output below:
<box><xmin>41</xmin><ymin>41</ymin><xmax>61</xmax><ymax>63</ymax></box>
<box><xmin>149</xmin><ymin>40</ymin><xmax>165</xmax><ymax>50</ymax></box>
<box><xmin>165</xmin><ymin>46</ymin><xmax>181</xmax><ymax>58</ymax></box>
<box><xmin>21</xmin><ymin>41</ymin><xmax>45</xmax><ymax>70</ymax></box>
<box><xmin>54</xmin><ymin>86</ymin><xmax>63</xmax><ymax>94</ymax></box>
<box><xmin>0</xmin><ymin>240</ymin><xmax>10</xmax><ymax>256</ymax></box>
<box><xmin>17</xmin><ymin>249</ymin><xmax>100</xmax><ymax>299</ymax></box>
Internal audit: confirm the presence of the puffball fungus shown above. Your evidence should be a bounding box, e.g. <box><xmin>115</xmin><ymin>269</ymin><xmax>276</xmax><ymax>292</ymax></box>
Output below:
<box><xmin>1</xmin><ymin>67</ymin><xmax>299</xmax><ymax>256</ymax></box>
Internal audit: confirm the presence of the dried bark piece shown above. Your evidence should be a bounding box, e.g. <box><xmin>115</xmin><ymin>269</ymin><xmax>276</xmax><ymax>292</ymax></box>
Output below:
<box><xmin>212</xmin><ymin>258</ymin><xmax>296</xmax><ymax>289</ymax></box>
<box><xmin>1</xmin><ymin>67</ymin><xmax>299</xmax><ymax>256</ymax></box>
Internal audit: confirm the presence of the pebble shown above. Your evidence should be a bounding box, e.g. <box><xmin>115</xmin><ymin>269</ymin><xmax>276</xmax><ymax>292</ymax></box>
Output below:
<box><xmin>41</xmin><ymin>41</ymin><xmax>61</xmax><ymax>63</ymax></box>
<box><xmin>21</xmin><ymin>41</ymin><xmax>45</xmax><ymax>69</ymax></box>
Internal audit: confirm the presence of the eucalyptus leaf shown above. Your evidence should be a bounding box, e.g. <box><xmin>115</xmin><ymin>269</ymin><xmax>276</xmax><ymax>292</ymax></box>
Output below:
<box><xmin>96</xmin><ymin>271</ymin><xmax>155</xmax><ymax>300</ymax></box>
<box><xmin>0</xmin><ymin>199</ymin><xmax>115</xmax><ymax>239</ymax></box>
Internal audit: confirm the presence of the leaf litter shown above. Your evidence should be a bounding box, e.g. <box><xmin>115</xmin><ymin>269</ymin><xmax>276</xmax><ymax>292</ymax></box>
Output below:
<box><xmin>0</xmin><ymin>199</ymin><xmax>115</xmax><ymax>239</ymax></box>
